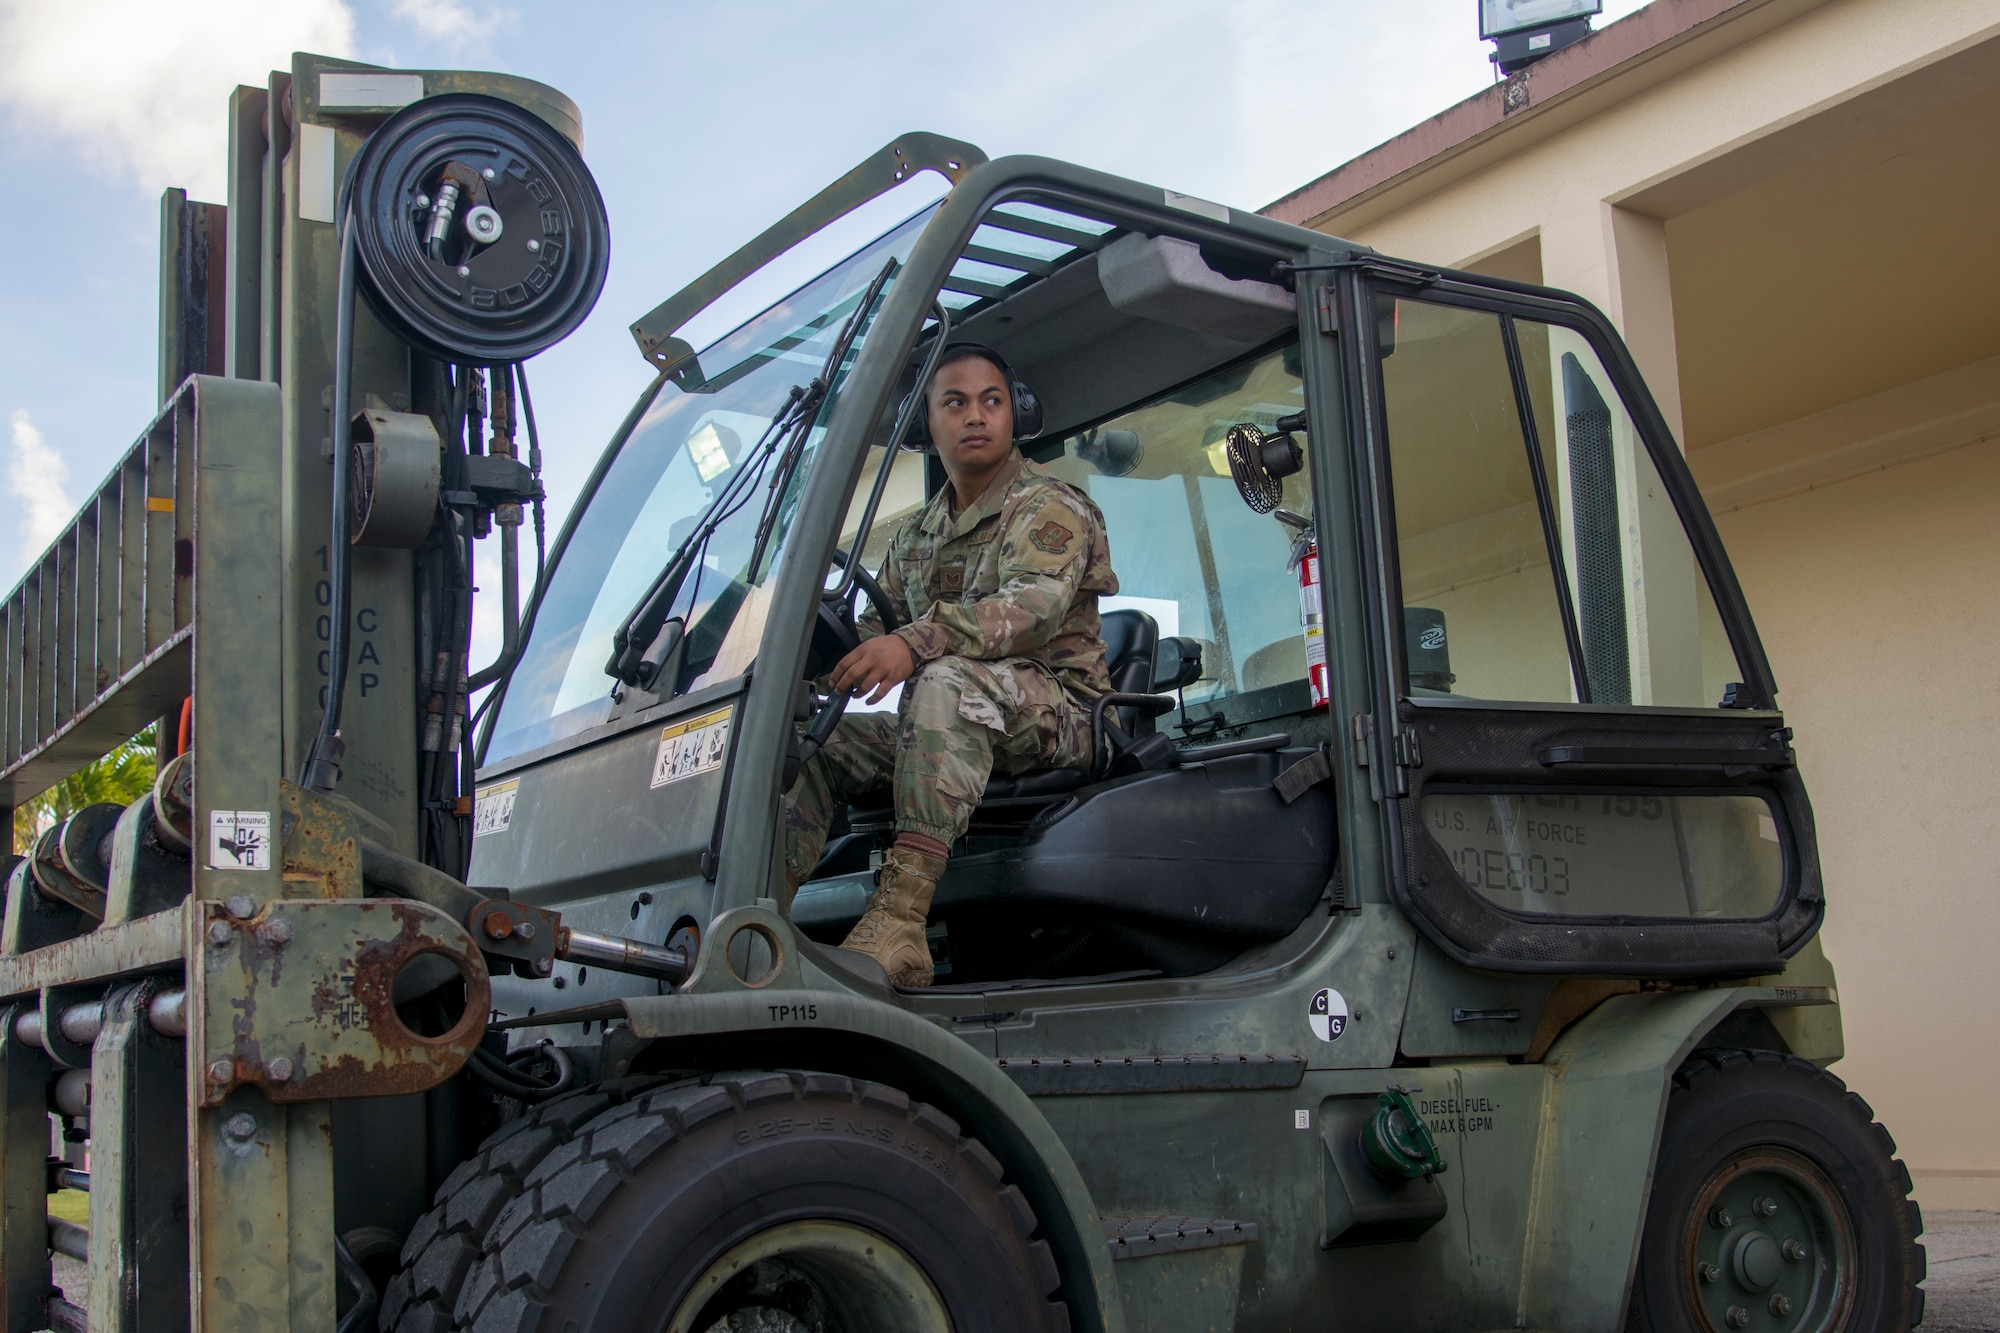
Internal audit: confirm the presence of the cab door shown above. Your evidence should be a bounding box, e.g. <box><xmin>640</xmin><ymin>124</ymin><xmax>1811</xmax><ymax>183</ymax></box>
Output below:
<box><xmin>1346</xmin><ymin>270</ymin><xmax>1821</xmax><ymax>976</ymax></box>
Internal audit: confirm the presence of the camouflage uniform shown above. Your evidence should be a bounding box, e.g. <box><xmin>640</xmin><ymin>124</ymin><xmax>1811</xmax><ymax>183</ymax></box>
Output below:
<box><xmin>783</xmin><ymin>450</ymin><xmax>1117</xmax><ymax>882</ymax></box>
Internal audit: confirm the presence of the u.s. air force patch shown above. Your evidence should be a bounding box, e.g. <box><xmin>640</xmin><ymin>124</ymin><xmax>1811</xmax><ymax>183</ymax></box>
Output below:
<box><xmin>1029</xmin><ymin>520</ymin><xmax>1074</xmax><ymax>555</ymax></box>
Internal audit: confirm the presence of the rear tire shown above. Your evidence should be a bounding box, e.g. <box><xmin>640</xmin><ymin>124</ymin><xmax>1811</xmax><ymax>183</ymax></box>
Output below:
<box><xmin>456</xmin><ymin>1072</ymin><xmax>1069</xmax><ymax>1333</ymax></box>
<box><xmin>1627</xmin><ymin>1049</ymin><xmax>1926</xmax><ymax>1332</ymax></box>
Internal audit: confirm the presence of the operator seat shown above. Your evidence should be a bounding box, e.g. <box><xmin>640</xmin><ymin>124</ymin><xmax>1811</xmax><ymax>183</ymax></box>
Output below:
<box><xmin>977</xmin><ymin>607</ymin><xmax>1160</xmax><ymax>806</ymax></box>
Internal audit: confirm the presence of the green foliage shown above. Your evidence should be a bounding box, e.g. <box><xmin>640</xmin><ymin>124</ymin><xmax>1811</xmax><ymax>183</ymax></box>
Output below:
<box><xmin>11</xmin><ymin>727</ymin><xmax>158</xmax><ymax>852</ymax></box>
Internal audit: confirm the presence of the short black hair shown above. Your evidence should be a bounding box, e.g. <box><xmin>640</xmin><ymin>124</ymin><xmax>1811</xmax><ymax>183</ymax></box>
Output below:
<box><xmin>929</xmin><ymin>343</ymin><xmax>1012</xmax><ymax>386</ymax></box>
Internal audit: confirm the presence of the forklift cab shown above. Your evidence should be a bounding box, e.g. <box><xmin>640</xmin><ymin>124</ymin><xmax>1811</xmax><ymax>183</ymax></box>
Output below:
<box><xmin>476</xmin><ymin>154</ymin><xmax>1816</xmax><ymax>1005</ymax></box>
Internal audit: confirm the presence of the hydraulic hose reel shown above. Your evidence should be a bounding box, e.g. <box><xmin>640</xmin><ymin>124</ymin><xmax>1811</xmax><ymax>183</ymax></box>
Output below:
<box><xmin>344</xmin><ymin>92</ymin><xmax>610</xmax><ymax>365</ymax></box>
<box><xmin>302</xmin><ymin>92</ymin><xmax>609</xmax><ymax>793</ymax></box>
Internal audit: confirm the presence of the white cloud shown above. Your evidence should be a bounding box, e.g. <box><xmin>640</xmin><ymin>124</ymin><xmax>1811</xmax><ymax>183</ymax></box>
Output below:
<box><xmin>391</xmin><ymin>0</ymin><xmax>509</xmax><ymax>45</ymax></box>
<box><xmin>7</xmin><ymin>410</ymin><xmax>75</xmax><ymax>567</ymax></box>
<box><xmin>0</xmin><ymin>0</ymin><xmax>357</xmax><ymax>201</ymax></box>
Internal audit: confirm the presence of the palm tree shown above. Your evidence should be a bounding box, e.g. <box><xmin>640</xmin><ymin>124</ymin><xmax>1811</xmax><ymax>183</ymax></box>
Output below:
<box><xmin>11</xmin><ymin>728</ymin><xmax>158</xmax><ymax>853</ymax></box>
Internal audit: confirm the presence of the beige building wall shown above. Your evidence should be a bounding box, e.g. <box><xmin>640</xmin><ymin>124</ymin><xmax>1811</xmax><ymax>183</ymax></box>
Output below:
<box><xmin>1268</xmin><ymin>0</ymin><xmax>2000</xmax><ymax>1208</ymax></box>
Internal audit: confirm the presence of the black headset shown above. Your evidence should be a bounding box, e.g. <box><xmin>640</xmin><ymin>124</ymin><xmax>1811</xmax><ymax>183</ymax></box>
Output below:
<box><xmin>902</xmin><ymin>343</ymin><xmax>1043</xmax><ymax>449</ymax></box>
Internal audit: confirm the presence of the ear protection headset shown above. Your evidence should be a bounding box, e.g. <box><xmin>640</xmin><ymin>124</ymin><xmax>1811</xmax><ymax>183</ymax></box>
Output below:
<box><xmin>903</xmin><ymin>343</ymin><xmax>1043</xmax><ymax>449</ymax></box>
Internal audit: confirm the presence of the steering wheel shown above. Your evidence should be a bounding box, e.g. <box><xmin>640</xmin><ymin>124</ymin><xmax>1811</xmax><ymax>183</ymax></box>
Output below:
<box><xmin>787</xmin><ymin>550</ymin><xmax>901</xmax><ymax>791</ymax></box>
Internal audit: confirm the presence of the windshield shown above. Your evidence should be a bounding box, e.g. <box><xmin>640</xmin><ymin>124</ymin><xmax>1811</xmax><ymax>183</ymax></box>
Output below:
<box><xmin>485</xmin><ymin>207</ymin><xmax>934</xmax><ymax>763</ymax></box>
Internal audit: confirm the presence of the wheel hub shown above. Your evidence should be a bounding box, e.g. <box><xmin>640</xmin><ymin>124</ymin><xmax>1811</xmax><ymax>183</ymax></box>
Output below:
<box><xmin>668</xmin><ymin>1220</ymin><xmax>950</xmax><ymax>1333</ymax></box>
<box><xmin>1683</xmin><ymin>1147</ymin><xmax>1856</xmax><ymax>1332</ymax></box>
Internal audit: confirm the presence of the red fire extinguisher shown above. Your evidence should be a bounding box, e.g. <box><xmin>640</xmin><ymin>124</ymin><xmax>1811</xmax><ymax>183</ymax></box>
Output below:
<box><xmin>1290</xmin><ymin>524</ymin><xmax>1327</xmax><ymax>708</ymax></box>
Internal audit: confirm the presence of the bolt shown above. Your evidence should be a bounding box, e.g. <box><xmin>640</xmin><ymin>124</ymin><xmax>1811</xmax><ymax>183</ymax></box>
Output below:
<box><xmin>1782</xmin><ymin>1238</ymin><xmax>1807</xmax><ymax>1262</ymax></box>
<box><xmin>266</xmin><ymin>1056</ymin><xmax>295</xmax><ymax>1083</ymax></box>
<box><xmin>482</xmin><ymin>167</ymin><xmax>495</xmax><ymax>180</ymax></box>
<box><xmin>1726</xmin><ymin>1308</ymin><xmax>1750</xmax><ymax>1329</ymax></box>
<box><xmin>258</xmin><ymin>919</ymin><xmax>293</xmax><ymax>948</ymax></box>
<box><xmin>514</xmin><ymin>921</ymin><xmax>536</xmax><ymax>941</ymax></box>
<box><xmin>483</xmin><ymin>911</ymin><xmax>514</xmax><ymax>940</ymax></box>
<box><xmin>1387</xmin><ymin>947</ymin><xmax>1396</xmax><ymax>959</ymax></box>
<box><xmin>527</xmin><ymin>238</ymin><xmax>540</xmax><ymax>252</ymax></box>
<box><xmin>207</xmin><ymin>1059</ymin><xmax>234</xmax><ymax>1084</ymax></box>
<box><xmin>208</xmin><ymin>921</ymin><xmax>234</xmax><ymax>947</ymax></box>
<box><xmin>223</xmin><ymin>1112</ymin><xmax>257</xmax><ymax>1142</ymax></box>
<box><xmin>457</xmin><ymin>265</ymin><xmax>471</xmax><ymax>277</ymax></box>
<box><xmin>1755</xmin><ymin>1196</ymin><xmax>1778</xmax><ymax>1217</ymax></box>
<box><xmin>1698</xmin><ymin>1263</ymin><xmax>1720</xmax><ymax>1284</ymax></box>
<box><xmin>415</xmin><ymin>193</ymin><xmax>430</xmax><ymax>209</ymax></box>
<box><xmin>225</xmin><ymin>895</ymin><xmax>256</xmax><ymax>920</ymax></box>
<box><xmin>534</xmin><ymin>957</ymin><xmax>553</xmax><ymax>976</ymax></box>
<box><xmin>1769</xmin><ymin>1294</ymin><xmax>1791</xmax><ymax>1316</ymax></box>
<box><xmin>1710</xmin><ymin>1205</ymin><xmax>1734</xmax><ymax>1230</ymax></box>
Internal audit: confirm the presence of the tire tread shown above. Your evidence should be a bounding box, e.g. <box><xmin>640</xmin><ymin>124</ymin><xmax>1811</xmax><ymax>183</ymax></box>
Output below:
<box><xmin>456</xmin><ymin>1071</ymin><xmax>1068</xmax><ymax>1333</ymax></box>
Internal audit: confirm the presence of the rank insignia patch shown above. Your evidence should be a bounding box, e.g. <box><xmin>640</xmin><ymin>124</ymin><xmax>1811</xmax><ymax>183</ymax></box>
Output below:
<box><xmin>1029</xmin><ymin>520</ymin><xmax>1074</xmax><ymax>555</ymax></box>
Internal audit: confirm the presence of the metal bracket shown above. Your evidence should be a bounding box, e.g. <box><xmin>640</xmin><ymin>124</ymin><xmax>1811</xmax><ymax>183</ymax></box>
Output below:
<box><xmin>467</xmin><ymin>897</ymin><xmax>559</xmax><ymax>977</ymax></box>
<box><xmin>627</xmin><ymin>132</ymin><xmax>988</xmax><ymax>375</ymax></box>
<box><xmin>190</xmin><ymin>897</ymin><xmax>489</xmax><ymax>1107</ymax></box>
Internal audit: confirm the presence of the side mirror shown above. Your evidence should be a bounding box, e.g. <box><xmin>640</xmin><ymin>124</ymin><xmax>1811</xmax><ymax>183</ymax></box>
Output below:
<box><xmin>1153</xmin><ymin>637</ymin><xmax>1204</xmax><ymax>692</ymax></box>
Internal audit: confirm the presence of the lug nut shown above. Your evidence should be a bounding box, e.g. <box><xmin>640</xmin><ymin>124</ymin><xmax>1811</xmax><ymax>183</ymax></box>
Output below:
<box><xmin>225</xmin><ymin>896</ymin><xmax>257</xmax><ymax>921</ymax></box>
<box><xmin>1710</xmin><ymin>1205</ymin><xmax>1734</xmax><ymax>1230</ymax></box>
<box><xmin>207</xmin><ymin>1059</ymin><xmax>234</xmax><ymax>1084</ymax></box>
<box><xmin>1698</xmin><ymin>1262</ymin><xmax>1720</xmax><ymax>1284</ymax></box>
<box><xmin>1754</xmin><ymin>1196</ymin><xmax>1778</xmax><ymax>1217</ymax></box>
<box><xmin>208</xmin><ymin>921</ymin><xmax>234</xmax><ymax>947</ymax></box>
<box><xmin>257</xmin><ymin>919</ymin><xmax>292</xmax><ymax>948</ymax></box>
<box><xmin>266</xmin><ymin>1057</ymin><xmax>294</xmax><ymax>1083</ymax></box>
<box><xmin>223</xmin><ymin>1112</ymin><xmax>257</xmax><ymax>1142</ymax></box>
<box><xmin>1769</xmin><ymin>1294</ymin><xmax>1791</xmax><ymax>1316</ymax></box>
<box><xmin>482</xmin><ymin>167</ymin><xmax>495</xmax><ymax>180</ymax></box>
<box><xmin>527</xmin><ymin>238</ymin><xmax>541</xmax><ymax>252</ymax></box>
<box><xmin>1782</xmin><ymin>1238</ymin><xmax>1807</xmax><ymax>1262</ymax></box>
<box><xmin>457</xmin><ymin>265</ymin><xmax>471</xmax><ymax>277</ymax></box>
<box><xmin>1726</xmin><ymin>1307</ymin><xmax>1750</xmax><ymax>1328</ymax></box>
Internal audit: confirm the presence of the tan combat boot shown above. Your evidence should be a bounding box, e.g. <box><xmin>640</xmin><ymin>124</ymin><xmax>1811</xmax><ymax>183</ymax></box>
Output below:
<box><xmin>839</xmin><ymin>846</ymin><xmax>944</xmax><ymax>987</ymax></box>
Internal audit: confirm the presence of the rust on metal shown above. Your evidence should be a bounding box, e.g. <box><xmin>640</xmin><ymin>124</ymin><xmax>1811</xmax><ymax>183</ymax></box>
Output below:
<box><xmin>274</xmin><ymin>781</ymin><xmax>362</xmax><ymax>900</ymax></box>
<box><xmin>0</xmin><ymin>909</ymin><xmax>184</xmax><ymax>1001</ymax></box>
<box><xmin>194</xmin><ymin>897</ymin><xmax>488</xmax><ymax>1106</ymax></box>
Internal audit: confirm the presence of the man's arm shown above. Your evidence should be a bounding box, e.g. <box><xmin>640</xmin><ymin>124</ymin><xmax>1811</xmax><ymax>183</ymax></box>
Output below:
<box><xmin>892</xmin><ymin>492</ymin><xmax>1090</xmax><ymax>664</ymax></box>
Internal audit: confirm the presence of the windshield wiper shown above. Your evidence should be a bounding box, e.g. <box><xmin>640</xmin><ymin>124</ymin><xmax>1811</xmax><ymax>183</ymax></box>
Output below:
<box><xmin>604</xmin><ymin>256</ymin><xmax>899</xmax><ymax>690</ymax></box>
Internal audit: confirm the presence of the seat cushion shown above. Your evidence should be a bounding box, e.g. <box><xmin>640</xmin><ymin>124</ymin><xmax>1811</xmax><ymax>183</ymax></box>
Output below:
<box><xmin>980</xmin><ymin>767</ymin><xmax>1090</xmax><ymax>806</ymax></box>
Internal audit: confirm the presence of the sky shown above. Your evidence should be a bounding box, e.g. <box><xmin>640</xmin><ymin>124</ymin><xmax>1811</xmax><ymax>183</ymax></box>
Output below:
<box><xmin>0</xmin><ymin>0</ymin><xmax>1653</xmax><ymax>664</ymax></box>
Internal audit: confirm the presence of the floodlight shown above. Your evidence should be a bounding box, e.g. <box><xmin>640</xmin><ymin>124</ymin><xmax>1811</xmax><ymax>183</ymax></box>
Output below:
<box><xmin>1479</xmin><ymin>0</ymin><xmax>1603</xmax><ymax>40</ymax></box>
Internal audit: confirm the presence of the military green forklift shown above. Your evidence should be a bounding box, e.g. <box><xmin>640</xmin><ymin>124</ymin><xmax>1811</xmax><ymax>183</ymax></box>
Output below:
<box><xmin>0</xmin><ymin>51</ymin><xmax>1925</xmax><ymax>1333</ymax></box>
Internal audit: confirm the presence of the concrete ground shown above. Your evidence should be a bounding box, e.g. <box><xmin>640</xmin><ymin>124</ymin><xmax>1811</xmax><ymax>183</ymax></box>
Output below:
<box><xmin>38</xmin><ymin>1212</ymin><xmax>2000</xmax><ymax>1328</ymax></box>
<box><xmin>1925</xmin><ymin>1211</ymin><xmax>2000</xmax><ymax>1332</ymax></box>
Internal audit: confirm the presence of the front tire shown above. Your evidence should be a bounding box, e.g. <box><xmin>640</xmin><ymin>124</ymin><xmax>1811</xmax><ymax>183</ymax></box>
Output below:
<box><xmin>456</xmin><ymin>1072</ymin><xmax>1070</xmax><ymax>1333</ymax></box>
<box><xmin>1628</xmin><ymin>1049</ymin><xmax>1926</xmax><ymax>1332</ymax></box>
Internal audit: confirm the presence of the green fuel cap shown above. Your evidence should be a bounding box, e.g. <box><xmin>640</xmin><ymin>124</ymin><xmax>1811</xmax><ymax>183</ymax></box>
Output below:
<box><xmin>1360</xmin><ymin>1087</ymin><xmax>1449</xmax><ymax>1184</ymax></box>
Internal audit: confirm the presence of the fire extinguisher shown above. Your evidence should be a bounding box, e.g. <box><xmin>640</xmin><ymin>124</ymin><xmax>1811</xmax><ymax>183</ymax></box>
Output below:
<box><xmin>1288</xmin><ymin>521</ymin><xmax>1328</xmax><ymax>708</ymax></box>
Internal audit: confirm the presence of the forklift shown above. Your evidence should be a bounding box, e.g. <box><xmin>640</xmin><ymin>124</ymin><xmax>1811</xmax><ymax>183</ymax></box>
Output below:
<box><xmin>0</xmin><ymin>52</ymin><xmax>1923</xmax><ymax>1332</ymax></box>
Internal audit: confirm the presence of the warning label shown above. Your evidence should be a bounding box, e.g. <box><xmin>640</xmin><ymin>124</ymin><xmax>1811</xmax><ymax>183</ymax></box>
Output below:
<box><xmin>208</xmin><ymin>809</ymin><xmax>272</xmax><ymax>871</ymax></box>
<box><xmin>651</xmin><ymin>707</ymin><xmax>733</xmax><ymax>789</ymax></box>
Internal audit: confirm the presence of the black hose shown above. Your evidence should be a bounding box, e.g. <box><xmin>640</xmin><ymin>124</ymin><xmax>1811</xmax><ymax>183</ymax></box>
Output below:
<box><xmin>467</xmin><ymin>1042</ymin><xmax>573</xmax><ymax>1102</ymax></box>
<box><xmin>334</xmin><ymin>1234</ymin><xmax>378</xmax><ymax>1333</ymax></box>
<box><xmin>300</xmin><ymin>203</ymin><xmax>360</xmax><ymax>791</ymax></box>
<box><xmin>514</xmin><ymin>363</ymin><xmax>547</xmax><ymax>586</ymax></box>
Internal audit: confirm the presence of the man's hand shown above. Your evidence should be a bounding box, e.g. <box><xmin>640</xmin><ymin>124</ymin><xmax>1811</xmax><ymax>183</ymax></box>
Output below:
<box><xmin>830</xmin><ymin>634</ymin><xmax>916</xmax><ymax>704</ymax></box>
